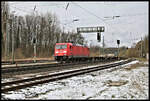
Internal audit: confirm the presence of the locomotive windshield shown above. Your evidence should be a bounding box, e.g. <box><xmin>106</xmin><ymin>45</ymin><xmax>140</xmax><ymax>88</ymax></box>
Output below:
<box><xmin>55</xmin><ymin>44</ymin><xmax>67</xmax><ymax>49</ymax></box>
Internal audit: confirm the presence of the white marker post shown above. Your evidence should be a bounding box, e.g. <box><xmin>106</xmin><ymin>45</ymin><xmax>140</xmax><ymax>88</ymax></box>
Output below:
<box><xmin>33</xmin><ymin>38</ymin><xmax>36</xmax><ymax>63</ymax></box>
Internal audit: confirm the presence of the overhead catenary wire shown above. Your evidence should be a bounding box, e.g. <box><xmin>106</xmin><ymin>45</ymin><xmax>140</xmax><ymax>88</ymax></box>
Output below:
<box><xmin>104</xmin><ymin>13</ymin><xmax>147</xmax><ymax>21</ymax></box>
<box><xmin>63</xmin><ymin>2</ymin><xmax>79</xmax><ymax>32</ymax></box>
<box><xmin>9</xmin><ymin>3</ymin><xmax>65</xmax><ymax>14</ymax></box>
<box><xmin>71</xmin><ymin>2</ymin><xmax>106</xmax><ymax>25</ymax></box>
<box><xmin>71</xmin><ymin>2</ymin><xmax>147</xmax><ymax>28</ymax></box>
<box><xmin>71</xmin><ymin>2</ymin><xmax>127</xmax><ymax>35</ymax></box>
<box><xmin>9</xmin><ymin>2</ymin><xmax>65</xmax><ymax>6</ymax></box>
<box><xmin>120</xmin><ymin>12</ymin><xmax>147</xmax><ymax>17</ymax></box>
<box><xmin>10</xmin><ymin>5</ymin><xmax>32</xmax><ymax>14</ymax></box>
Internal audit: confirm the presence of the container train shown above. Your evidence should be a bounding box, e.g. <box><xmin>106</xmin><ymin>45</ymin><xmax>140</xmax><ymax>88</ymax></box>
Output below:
<box><xmin>54</xmin><ymin>42</ymin><xmax>119</xmax><ymax>63</ymax></box>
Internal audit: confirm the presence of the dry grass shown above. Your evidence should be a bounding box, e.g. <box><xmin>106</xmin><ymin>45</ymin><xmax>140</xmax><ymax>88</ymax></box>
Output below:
<box><xmin>90</xmin><ymin>52</ymin><xmax>100</xmax><ymax>57</ymax></box>
<box><xmin>2</xmin><ymin>57</ymin><xmax>53</xmax><ymax>61</ymax></box>
<box><xmin>124</xmin><ymin>62</ymin><xmax>148</xmax><ymax>70</ymax></box>
<box><xmin>2</xmin><ymin>47</ymin><xmax>54</xmax><ymax>61</ymax></box>
<box><xmin>107</xmin><ymin>80</ymin><xmax>128</xmax><ymax>86</ymax></box>
<box><xmin>136</xmin><ymin>58</ymin><xmax>148</xmax><ymax>62</ymax></box>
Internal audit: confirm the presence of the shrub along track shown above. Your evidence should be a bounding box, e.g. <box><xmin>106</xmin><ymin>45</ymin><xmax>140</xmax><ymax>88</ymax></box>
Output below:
<box><xmin>1</xmin><ymin>58</ymin><xmax>134</xmax><ymax>93</ymax></box>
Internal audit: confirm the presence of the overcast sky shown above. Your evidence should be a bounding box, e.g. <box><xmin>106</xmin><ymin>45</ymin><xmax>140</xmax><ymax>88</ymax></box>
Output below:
<box><xmin>8</xmin><ymin>1</ymin><xmax>148</xmax><ymax>48</ymax></box>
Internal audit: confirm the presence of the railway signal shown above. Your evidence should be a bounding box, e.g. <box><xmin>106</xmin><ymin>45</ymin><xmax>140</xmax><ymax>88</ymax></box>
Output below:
<box><xmin>117</xmin><ymin>40</ymin><xmax>120</xmax><ymax>59</ymax></box>
<box><xmin>33</xmin><ymin>38</ymin><xmax>36</xmax><ymax>44</ymax></box>
<box><xmin>97</xmin><ymin>32</ymin><xmax>101</xmax><ymax>42</ymax></box>
<box><xmin>117</xmin><ymin>40</ymin><xmax>120</xmax><ymax>45</ymax></box>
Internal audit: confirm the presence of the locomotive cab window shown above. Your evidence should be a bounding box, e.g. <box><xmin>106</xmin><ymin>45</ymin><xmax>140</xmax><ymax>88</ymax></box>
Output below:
<box><xmin>55</xmin><ymin>45</ymin><xmax>67</xmax><ymax>49</ymax></box>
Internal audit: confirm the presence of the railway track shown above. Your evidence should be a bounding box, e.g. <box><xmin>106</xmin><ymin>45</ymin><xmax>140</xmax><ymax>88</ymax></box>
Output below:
<box><xmin>2</xmin><ymin>57</ymin><xmax>119</xmax><ymax>75</ymax></box>
<box><xmin>2</xmin><ymin>62</ymin><xmax>60</xmax><ymax>74</ymax></box>
<box><xmin>1</xmin><ymin>58</ymin><xmax>133</xmax><ymax>93</ymax></box>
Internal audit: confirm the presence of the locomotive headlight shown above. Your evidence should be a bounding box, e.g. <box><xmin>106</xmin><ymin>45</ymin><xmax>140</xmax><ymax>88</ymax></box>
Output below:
<box><xmin>63</xmin><ymin>51</ymin><xmax>67</xmax><ymax>53</ymax></box>
<box><xmin>56</xmin><ymin>51</ymin><xmax>59</xmax><ymax>53</ymax></box>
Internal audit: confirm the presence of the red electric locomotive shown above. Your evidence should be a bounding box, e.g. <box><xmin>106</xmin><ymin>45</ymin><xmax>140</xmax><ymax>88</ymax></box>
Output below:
<box><xmin>54</xmin><ymin>43</ymin><xmax>90</xmax><ymax>62</ymax></box>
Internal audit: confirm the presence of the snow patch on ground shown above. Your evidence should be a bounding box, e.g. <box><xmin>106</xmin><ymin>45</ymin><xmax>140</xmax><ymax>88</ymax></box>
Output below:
<box><xmin>1</xmin><ymin>60</ymin><xmax>149</xmax><ymax>100</ymax></box>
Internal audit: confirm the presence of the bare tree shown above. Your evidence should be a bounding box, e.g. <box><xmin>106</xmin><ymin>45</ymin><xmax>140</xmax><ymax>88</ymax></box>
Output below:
<box><xmin>2</xmin><ymin>4</ymin><xmax>86</xmax><ymax>59</ymax></box>
<box><xmin>1</xmin><ymin>1</ymin><xmax>10</xmax><ymax>59</ymax></box>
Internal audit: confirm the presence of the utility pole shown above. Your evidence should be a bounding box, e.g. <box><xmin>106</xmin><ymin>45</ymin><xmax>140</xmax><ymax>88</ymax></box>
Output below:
<box><xmin>12</xmin><ymin>17</ymin><xmax>14</xmax><ymax>63</ymax></box>
<box><xmin>118</xmin><ymin>43</ymin><xmax>119</xmax><ymax>59</ymax></box>
<box><xmin>141</xmin><ymin>37</ymin><xmax>142</xmax><ymax>58</ymax></box>
<box><xmin>9</xmin><ymin>18</ymin><xmax>13</xmax><ymax>61</ymax></box>
<box><xmin>97</xmin><ymin>32</ymin><xmax>101</xmax><ymax>56</ymax></box>
<box><xmin>102</xmin><ymin>35</ymin><xmax>104</xmax><ymax>55</ymax></box>
<box><xmin>143</xmin><ymin>36</ymin><xmax>146</xmax><ymax>58</ymax></box>
<box><xmin>6</xmin><ymin>12</ymin><xmax>8</xmax><ymax>60</ymax></box>
<box><xmin>12</xmin><ymin>15</ymin><xmax>16</xmax><ymax>64</ymax></box>
<box><xmin>99</xmin><ymin>40</ymin><xmax>101</xmax><ymax>56</ymax></box>
<box><xmin>7</xmin><ymin>18</ymin><xmax>10</xmax><ymax>59</ymax></box>
<box><xmin>7</xmin><ymin>4</ymin><xmax>10</xmax><ymax>59</ymax></box>
<box><xmin>33</xmin><ymin>5</ymin><xmax>37</xmax><ymax>63</ymax></box>
<box><xmin>11</xmin><ymin>11</ymin><xmax>16</xmax><ymax>63</ymax></box>
<box><xmin>4</xmin><ymin>11</ymin><xmax>8</xmax><ymax>60</ymax></box>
